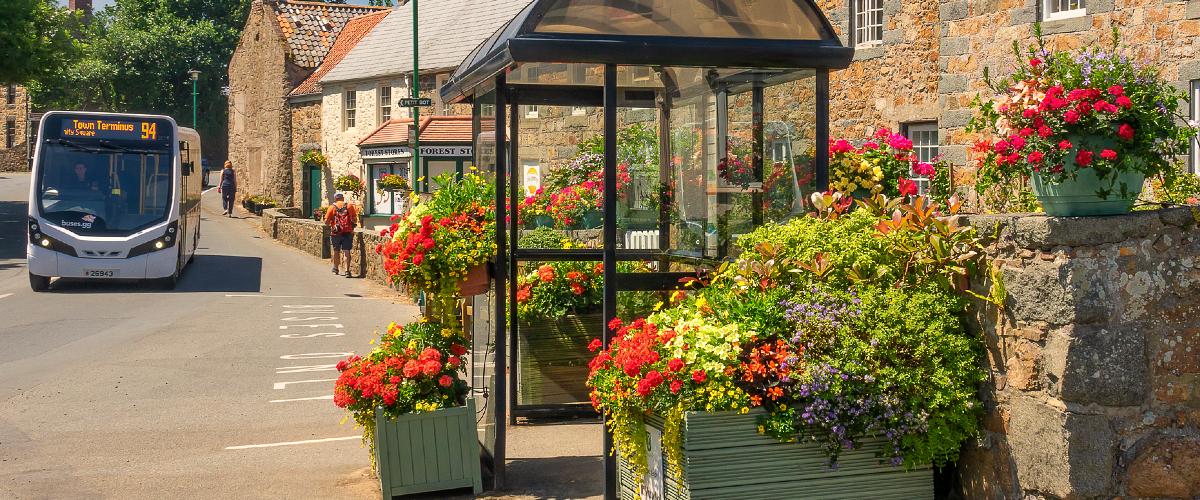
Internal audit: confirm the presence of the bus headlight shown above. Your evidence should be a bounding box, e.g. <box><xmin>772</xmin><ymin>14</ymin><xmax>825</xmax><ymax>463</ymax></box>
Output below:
<box><xmin>128</xmin><ymin>221</ymin><xmax>179</xmax><ymax>258</ymax></box>
<box><xmin>41</xmin><ymin>239</ymin><xmax>51</xmax><ymax>247</ymax></box>
<box><xmin>154</xmin><ymin>241</ymin><xmax>164</xmax><ymax>250</ymax></box>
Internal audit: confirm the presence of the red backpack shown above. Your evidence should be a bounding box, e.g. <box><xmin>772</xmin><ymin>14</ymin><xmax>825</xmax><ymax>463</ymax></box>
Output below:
<box><xmin>332</xmin><ymin>205</ymin><xmax>355</xmax><ymax>234</ymax></box>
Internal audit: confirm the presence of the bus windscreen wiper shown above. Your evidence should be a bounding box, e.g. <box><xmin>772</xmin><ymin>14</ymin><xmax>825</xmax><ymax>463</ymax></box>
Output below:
<box><xmin>97</xmin><ymin>140</ymin><xmax>166</xmax><ymax>155</ymax></box>
<box><xmin>51</xmin><ymin>138</ymin><xmax>108</xmax><ymax>153</ymax></box>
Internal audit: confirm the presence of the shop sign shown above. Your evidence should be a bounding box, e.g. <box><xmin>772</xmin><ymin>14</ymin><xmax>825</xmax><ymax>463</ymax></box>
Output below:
<box><xmin>420</xmin><ymin>145</ymin><xmax>472</xmax><ymax>157</ymax></box>
<box><xmin>361</xmin><ymin>146</ymin><xmax>413</xmax><ymax>159</ymax></box>
<box><xmin>641</xmin><ymin>426</ymin><xmax>664</xmax><ymax>500</ymax></box>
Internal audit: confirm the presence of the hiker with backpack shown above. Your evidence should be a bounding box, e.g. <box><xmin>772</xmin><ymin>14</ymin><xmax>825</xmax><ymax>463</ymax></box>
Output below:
<box><xmin>324</xmin><ymin>193</ymin><xmax>359</xmax><ymax>278</ymax></box>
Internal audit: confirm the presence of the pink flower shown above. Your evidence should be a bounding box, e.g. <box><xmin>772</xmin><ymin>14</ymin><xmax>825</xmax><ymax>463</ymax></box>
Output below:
<box><xmin>1030</xmin><ymin>58</ymin><xmax>1042</xmax><ymax>67</ymax></box>
<box><xmin>1018</xmin><ymin>127</ymin><xmax>1035</xmax><ymax>137</ymax></box>
<box><xmin>830</xmin><ymin>139</ymin><xmax>854</xmax><ymax>154</ymax></box>
<box><xmin>1100</xmin><ymin>149</ymin><xmax>1118</xmax><ymax>161</ymax></box>
<box><xmin>1027</xmin><ymin>151</ymin><xmax>1045</xmax><ymax>163</ymax></box>
<box><xmin>1022</xmin><ymin>108</ymin><xmax>1038</xmax><ymax>119</ymax></box>
<box><xmin>1058</xmin><ymin>139</ymin><xmax>1073</xmax><ymax>150</ymax></box>
<box><xmin>887</xmin><ymin>134</ymin><xmax>913</xmax><ymax>151</ymax></box>
<box><xmin>913</xmin><ymin>162</ymin><xmax>935</xmax><ymax>177</ymax></box>
<box><xmin>994</xmin><ymin>140</ymin><xmax>1011</xmax><ymax>153</ymax></box>
<box><xmin>862</xmin><ymin>141</ymin><xmax>880</xmax><ymax>150</ymax></box>
<box><xmin>1010</xmin><ymin>136</ymin><xmax>1027</xmax><ymax>149</ymax></box>
<box><xmin>1116</xmin><ymin>95</ymin><xmax>1133</xmax><ymax>108</ymax></box>
<box><xmin>1107</xmin><ymin>85</ymin><xmax>1124</xmax><ymax>96</ymax></box>
<box><xmin>1038</xmin><ymin>125</ymin><xmax>1054</xmax><ymax>138</ymax></box>
<box><xmin>1117</xmin><ymin>123</ymin><xmax>1135</xmax><ymax>141</ymax></box>
<box><xmin>1064</xmin><ymin>110</ymin><xmax>1080</xmax><ymax>124</ymax></box>
<box><xmin>899</xmin><ymin>178</ymin><xmax>918</xmax><ymax>197</ymax></box>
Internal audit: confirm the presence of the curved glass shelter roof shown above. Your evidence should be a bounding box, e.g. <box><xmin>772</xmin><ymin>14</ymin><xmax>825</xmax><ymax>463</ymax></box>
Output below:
<box><xmin>440</xmin><ymin>0</ymin><xmax>853</xmax><ymax>104</ymax></box>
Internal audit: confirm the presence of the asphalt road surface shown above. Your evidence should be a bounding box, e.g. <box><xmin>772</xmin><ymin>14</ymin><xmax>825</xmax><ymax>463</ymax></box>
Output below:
<box><xmin>0</xmin><ymin>172</ymin><xmax>422</xmax><ymax>498</ymax></box>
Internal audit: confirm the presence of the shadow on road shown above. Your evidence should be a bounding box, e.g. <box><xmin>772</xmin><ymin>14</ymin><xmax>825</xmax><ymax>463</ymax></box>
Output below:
<box><xmin>0</xmin><ymin>201</ymin><xmax>28</xmax><ymax>262</ymax></box>
<box><xmin>46</xmin><ymin>255</ymin><xmax>263</xmax><ymax>294</ymax></box>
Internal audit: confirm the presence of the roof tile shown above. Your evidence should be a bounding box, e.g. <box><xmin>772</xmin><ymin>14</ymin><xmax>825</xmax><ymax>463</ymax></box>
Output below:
<box><xmin>290</xmin><ymin>9</ymin><xmax>389</xmax><ymax>96</ymax></box>
<box><xmin>273</xmin><ymin>0</ymin><xmax>388</xmax><ymax>70</ymax></box>
<box><xmin>358</xmin><ymin>115</ymin><xmax>473</xmax><ymax>146</ymax></box>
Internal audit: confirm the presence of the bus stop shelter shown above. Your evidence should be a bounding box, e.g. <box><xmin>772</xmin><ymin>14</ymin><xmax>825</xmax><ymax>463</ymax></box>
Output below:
<box><xmin>440</xmin><ymin>1</ymin><xmax>853</xmax><ymax>496</ymax></box>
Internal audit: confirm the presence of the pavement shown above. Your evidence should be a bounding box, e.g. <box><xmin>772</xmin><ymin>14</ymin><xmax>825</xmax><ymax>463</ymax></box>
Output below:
<box><xmin>0</xmin><ymin>172</ymin><xmax>603</xmax><ymax>499</ymax></box>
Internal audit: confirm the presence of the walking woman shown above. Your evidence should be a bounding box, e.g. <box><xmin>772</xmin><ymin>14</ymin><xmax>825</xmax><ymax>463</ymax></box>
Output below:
<box><xmin>218</xmin><ymin>160</ymin><xmax>237</xmax><ymax>217</ymax></box>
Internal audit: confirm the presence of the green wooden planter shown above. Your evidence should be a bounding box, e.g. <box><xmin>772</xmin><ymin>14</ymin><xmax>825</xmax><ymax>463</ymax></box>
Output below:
<box><xmin>375</xmin><ymin>399</ymin><xmax>482</xmax><ymax>498</ymax></box>
<box><xmin>618</xmin><ymin>410</ymin><xmax>934</xmax><ymax>500</ymax></box>
<box><xmin>573</xmin><ymin>210</ymin><xmax>603</xmax><ymax>229</ymax></box>
<box><xmin>517</xmin><ymin>312</ymin><xmax>601</xmax><ymax>405</ymax></box>
<box><xmin>1030</xmin><ymin>168</ymin><xmax>1144</xmax><ymax>216</ymax></box>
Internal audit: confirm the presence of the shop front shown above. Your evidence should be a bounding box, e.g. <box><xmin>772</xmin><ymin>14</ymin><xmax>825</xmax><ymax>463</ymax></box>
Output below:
<box><xmin>357</xmin><ymin>116</ymin><xmax>473</xmax><ymax>228</ymax></box>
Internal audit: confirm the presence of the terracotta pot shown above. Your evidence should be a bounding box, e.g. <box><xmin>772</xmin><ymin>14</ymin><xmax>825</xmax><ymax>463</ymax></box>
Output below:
<box><xmin>457</xmin><ymin>263</ymin><xmax>491</xmax><ymax>296</ymax></box>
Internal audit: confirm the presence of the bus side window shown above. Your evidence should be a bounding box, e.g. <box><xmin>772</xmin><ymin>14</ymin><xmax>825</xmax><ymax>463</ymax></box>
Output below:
<box><xmin>180</xmin><ymin>141</ymin><xmax>192</xmax><ymax>176</ymax></box>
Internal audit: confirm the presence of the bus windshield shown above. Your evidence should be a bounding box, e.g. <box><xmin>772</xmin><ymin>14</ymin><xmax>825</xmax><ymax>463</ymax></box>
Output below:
<box><xmin>36</xmin><ymin>140</ymin><xmax>174</xmax><ymax>235</ymax></box>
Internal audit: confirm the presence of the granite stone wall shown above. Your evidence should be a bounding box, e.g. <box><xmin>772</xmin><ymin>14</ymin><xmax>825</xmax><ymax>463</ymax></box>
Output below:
<box><xmin>0</xmin><ymin>84</ymin><xmax>30</xmax><ymax>172</ymax></box>
<box><xmin>227</xmin><ymin>2</ymin><xmax>293</xmax><ymax>203</ymax></box>
<box><xmin>960</xmin><ymin>207</ymin><xmax>1200</xmax><ymax>498</ymax></box>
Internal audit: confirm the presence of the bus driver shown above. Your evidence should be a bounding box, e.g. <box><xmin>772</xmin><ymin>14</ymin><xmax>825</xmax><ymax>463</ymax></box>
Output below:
<box><xmin>67</xmin><ymin>163</ymin><xmax>99</xmax><ymax>191</ymax></box>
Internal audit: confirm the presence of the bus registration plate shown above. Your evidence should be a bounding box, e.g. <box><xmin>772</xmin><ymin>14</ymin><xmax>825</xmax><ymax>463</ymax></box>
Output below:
<box><xmin>84</xmin><ymin>269</ymin><xmax>118</xmax><ymax>278</ymax></box>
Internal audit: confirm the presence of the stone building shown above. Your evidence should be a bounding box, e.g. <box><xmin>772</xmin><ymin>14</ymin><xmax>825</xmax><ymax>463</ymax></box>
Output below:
<box><xmin>316</xmin><ymin>0</ymin><xmax>525</xmax><ymax>213</ymax></box>
<box><xmin>814</xmin><ymin>0</ymin><xmax>1200</xmax><ymax>183</ymax></box>
<box><xmin>226</xmin><ymin>0</ymin><xmax>387</xmax><ymax>204</ymax></box>
<box><xmin>0</xmin><ymin>84</ymin><xmax>32</xmax><ymax>172</ymax></box>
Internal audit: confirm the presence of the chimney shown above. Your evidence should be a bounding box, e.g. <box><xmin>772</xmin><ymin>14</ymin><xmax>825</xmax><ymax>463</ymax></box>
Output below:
<box><xmin>68</xmin><ymin>0</ymin><xmax>93</xmax><ymax>19</ymax></box>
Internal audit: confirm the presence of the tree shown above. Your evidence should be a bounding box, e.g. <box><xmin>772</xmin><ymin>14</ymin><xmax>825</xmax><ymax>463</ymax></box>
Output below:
<box><xmin>0</xmin><ymin>0</ymin><xmax>81</xmax><ymax>84</ymax></box>
<box><xmin>32</xmin><ymin>0</ymin><xmax>252</xmax><ymax>163</ymax></box>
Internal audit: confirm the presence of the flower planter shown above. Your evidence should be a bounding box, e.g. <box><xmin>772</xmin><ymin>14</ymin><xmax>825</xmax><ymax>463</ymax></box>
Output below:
<box><xmin>526</xmin><ymin>214</ymin><xmax>555</xmax><ymax>229</ymax></box>
<box><xmin>457</xmin><ymin>263</ymin><xmax>491</xmax><ymax>297</ymax></box>
<box><xmin>573</xmin><ymin>210</ymin><xmax>603</xmax><ymax>230</ymax></box>
<box><xmin>1030</xmin><ymin>168</ymin><xmax>1144</xmax><ymax>217</ymax></box>
<box><xmin>517</xmin><ymin>312</ymin><xmax>601</xmax><ymax>405</ymax></box>
<box><xmin>618</xmin><ymin>410</ymin><xmax>934</xmax><ymax>500</ymax></box>
<box><xmin>375</xmin><ymin>399</ymin><xmax>482</xmax><ymax>498</ymax></box>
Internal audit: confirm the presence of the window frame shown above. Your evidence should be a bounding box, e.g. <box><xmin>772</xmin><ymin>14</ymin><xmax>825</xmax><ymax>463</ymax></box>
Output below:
<box><xmin>852</xmin><ymin>0</ymin><xmax>884</xmax><ymax>48</ymax></box>
<box><xmin>5</xmin><ymin>85</ymin><xmax>15</xmax><ymax>105</ymax></box>
<box><xmin>903</xmin><ymin>121</ymin><xmax>939</xmax><ymax>196</ymax></box>
<box><xmin>525</xmin><ymin>105</ymin><xmax>540</xmax><ymax>119</ymax></box>
<box><xmin>344</xmin><ymin>90</ymin><xmax>357</xmax><ymax>129</ymax></box>
<box><xmin>1190</xmin><ymin>80</ymin><xmax>1199</xmax><ymax>174</ymax></box>
<box><xmin>1042</xmin><ymin>0</ymin><xmax>1087</xmax><ymax>21</ymax></box>
<box><xmin>378</xmin><ymin>86</ymin><xmax>392</xmax><ymax>123</ymax></box>
<box><xmin>4</xmin><ymin>117</ymin><xmax>15</xmax><ymax>149</ymax></box>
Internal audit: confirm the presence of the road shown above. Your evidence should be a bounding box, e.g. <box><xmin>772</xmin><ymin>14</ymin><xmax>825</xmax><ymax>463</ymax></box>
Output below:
<box><xmin>0</xmin><ymin>172</ymin><xmax>421</xmax><ymax>498</ymax></box>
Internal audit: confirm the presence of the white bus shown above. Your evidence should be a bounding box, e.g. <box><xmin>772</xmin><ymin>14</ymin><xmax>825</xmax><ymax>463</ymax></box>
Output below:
<box><xmin>27</xmin><ymin>111</ymin><xmax>202</xmax><ymax>291</ymax></box>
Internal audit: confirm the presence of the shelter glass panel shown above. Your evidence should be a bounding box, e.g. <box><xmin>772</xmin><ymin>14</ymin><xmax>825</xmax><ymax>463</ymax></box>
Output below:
<box><xmin>532</xmin><ymin>0</ymin><xmax>831</xmax><ymax>40</ymax></box>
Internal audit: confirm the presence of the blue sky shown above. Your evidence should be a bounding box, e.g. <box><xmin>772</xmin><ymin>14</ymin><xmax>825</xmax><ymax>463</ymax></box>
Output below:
<box><xmin>71</xmin><ymin>0</ymin><xmax>378</xmax><ymax>11</ymax></box>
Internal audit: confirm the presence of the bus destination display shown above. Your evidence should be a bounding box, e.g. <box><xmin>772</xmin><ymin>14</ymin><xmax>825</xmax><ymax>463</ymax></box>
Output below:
<box><xmin>61</xmin><ymin>118</ymin><xmax>164</xmax><ymax>141</ymax></box>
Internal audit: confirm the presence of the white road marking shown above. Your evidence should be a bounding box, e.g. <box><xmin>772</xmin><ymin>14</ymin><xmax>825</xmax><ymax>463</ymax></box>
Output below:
<box><xmin>279</xmin><ymin>324</ymin><xmax>344</xmax><ymax>330</ymax></box>
<box><xmin>280</xmin><ymin>332</ymin><xmax>346</xmax><ymax>339</ymax></box>
<box><xmin>281</xmin><ymin>317</ymin><xmax>339</xmax><ymax>321</ymax></box>
<box><xmin>224</xmin><ymin>436</ymin><xmax>358</xmax><ymax>450</ymax></box>
<box><xmin>279</xmin><ymin>352</ymin><xmax>353</xmax><ymax>360</ymax></box>
<box><xmin>0</xmin><ymin>293</ymin><xmax>12</xmax><ymax>300</ymax></box>
<box><xmin>268</xmin><ymin>395</ymin><xmax>334</xmax><ymax>403</ymax></box>
<box><xmin>276</xmin><ymin>364</ymin><xmax>337</xmax><ymax>374</ymax></box>
<box><xmin>226</xmin><ymin>294</ymin><xmax>370</xmax><ymax>300</ymax></box>
<box><xmin>203</xmin><ymin>187</ymin><xmax>218</xmax><ymax>195</ymax></box>
<box><xmin>273</xmin><ymin>378</ymin><xmax>338</xmax><ymax>390</ymax></box>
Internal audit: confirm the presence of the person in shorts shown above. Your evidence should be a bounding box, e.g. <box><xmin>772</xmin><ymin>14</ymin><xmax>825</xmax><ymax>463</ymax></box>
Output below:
<box><xmin>324</xmin><ymin>193</ymin><xmax>358</xmax><ymax>277</ymax></box>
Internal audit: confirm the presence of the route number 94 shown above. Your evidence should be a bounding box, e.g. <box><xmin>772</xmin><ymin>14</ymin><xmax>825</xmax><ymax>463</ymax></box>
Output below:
<box><xmin>141</xmin><ymin>122</ymin><xmax>157</xmax><ymax>140</ymax></box>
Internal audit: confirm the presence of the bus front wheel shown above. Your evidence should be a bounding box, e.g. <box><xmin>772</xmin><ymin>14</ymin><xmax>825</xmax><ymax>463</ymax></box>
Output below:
<box><xmin>29</xmin><ymin>273</ymin><xmax>50</xmax><ymax>292</ymax></box>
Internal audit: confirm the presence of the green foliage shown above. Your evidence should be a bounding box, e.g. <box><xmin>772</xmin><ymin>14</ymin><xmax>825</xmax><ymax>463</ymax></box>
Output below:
<box><xmin>577</xmin><ymin>122</ymin><xmax>659</xmax><ymax>177</ymax></box>
<box><xmin>300</xmin><ymin>150</ymin><xmax>329</xmax><ymax>168</ymax></box>
<box><xmin>29</xmin><ymin>0</ymin><xmax>251</xmax><ymax>165</ymax></box>
<box><xmin>0</xmin><ymin>0</ymin><xmax>82</xmax><ymax>85</ymax></box>
<box><xmin>1147</xmin><ymin>164</ymin><xmax>1200</xmax><ymax>206</ymax></box>
<box><xmin>518</xmin><ymin>226</ymin><xmax>568</xmax><ymax>250</ymax></box>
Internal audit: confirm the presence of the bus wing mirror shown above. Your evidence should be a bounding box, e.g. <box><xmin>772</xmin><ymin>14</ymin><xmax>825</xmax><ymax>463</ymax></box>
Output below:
<box><xmin>43</xmin><ymin>188</ymin><xmax>59</xmax><ymax>199</ymax></box>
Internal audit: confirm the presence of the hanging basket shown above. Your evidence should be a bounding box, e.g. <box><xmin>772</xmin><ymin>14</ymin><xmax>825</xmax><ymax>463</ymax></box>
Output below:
<box><xmin>456</xmin><ymin>263</ymin><xmax>491</xmax><ymax>297</ymax></box>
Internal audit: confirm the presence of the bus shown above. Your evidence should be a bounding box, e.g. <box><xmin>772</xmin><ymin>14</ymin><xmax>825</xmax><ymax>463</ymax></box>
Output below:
<box><xmin>26</xmin><ymin>111</ymin><xmax>202</xmax><ymax>291</ymax></box>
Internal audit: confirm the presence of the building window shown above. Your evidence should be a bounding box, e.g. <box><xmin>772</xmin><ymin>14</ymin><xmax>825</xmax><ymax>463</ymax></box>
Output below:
<box><xmin>853</xmin><ymin>0</ymin><xmax>884</xmax><ymax>47</ymax></box>
<box><xmin>770</xmin><ymin>139</ymin><xmax>791</xmax><ymax>163</ymax></box>
<box><xmin>5</xmin><ymin>118</ymin><xmax>14</xmax><ymax>148</ymax></box>
<box><xmin>904</xmin><ymin>122</ymin><xmax>939</xmax><ymax>195</ymax></box>
<box><xmin>5</xmin><ymin>85</ymin><xmax>15</xmax><ymax>105</ymax></box>
<box><xmin>344</xmin><ymin>91</ymin><xmax>357</xmax><ymax>129</ymax></box>
<box><xmin>571</xmin><ymin>106</ymin><xmax>587</xmax><ymax>117</ymax></box>
<box><xmin>1190</xmin><ymin>80</ymin><xmax>1199</xmax><ymax>174</ymax></box>
<box><xmin>1043</xmin><ymin>0</ymin><xmax>1086</xmax><ymax>20</ymax></box>
<box><xmin>378</xmin><ymin>86</ymin><xmax>392</xmax><ymax>123</ymax></box>
<box><xmin>525</xmin><ymin>105</ymin><xmax>539</xmax><ymax>119</ymax></box>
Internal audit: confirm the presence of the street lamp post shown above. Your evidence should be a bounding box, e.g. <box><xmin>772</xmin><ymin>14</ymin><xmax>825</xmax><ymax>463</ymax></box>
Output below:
<box><xmin>188</xmin><ymin>69</ymin><xmax>200</xmax><ymax>128</ymax></box>
<box><xmin>411</xmin><ymin>0</ymin><xmax>420</xmax><ymax>187</ymax></box>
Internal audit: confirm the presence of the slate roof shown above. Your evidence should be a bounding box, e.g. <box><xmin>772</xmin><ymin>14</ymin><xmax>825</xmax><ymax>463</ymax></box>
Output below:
<box><xmin>358</xmin><ymin>115</ymin><xmax>473</xmax><ymax>146</ymax></box>
<box><xmin>322</xmin><ymin>0</ymin><xmax>533</xmax><ymax>84</ymax></box>
<box><xmin>290</xmin><ymin>9</ymin><xmax>389</xmax><ymax>97</ymax></box>
<box><xmin>274</xmin><ymin>0</ymin><xmax>388</xmax><ymax>70</ymax></box>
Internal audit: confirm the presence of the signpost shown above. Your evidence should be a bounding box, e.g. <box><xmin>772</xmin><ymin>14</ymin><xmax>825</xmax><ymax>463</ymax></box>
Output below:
<box><xmin>400</xmin><ymin>98</ymin><xmax>432</xmax><ymax>107</ymax></box>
